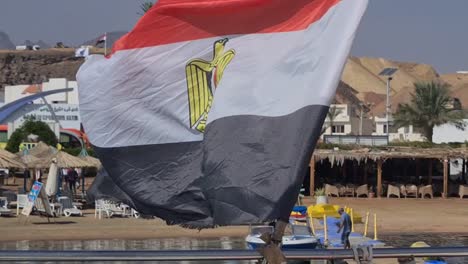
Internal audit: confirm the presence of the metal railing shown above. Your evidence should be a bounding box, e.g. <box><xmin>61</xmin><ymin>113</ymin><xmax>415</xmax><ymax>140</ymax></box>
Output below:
<box><xmin>324</xmin><ymin>135</ymin><xmax>389</xmax><ymax>146</ymax></box>
<box><xmin>0</xmin><ymin>247</ymin><xmax>467</xmax><ymax>262</ymax></box>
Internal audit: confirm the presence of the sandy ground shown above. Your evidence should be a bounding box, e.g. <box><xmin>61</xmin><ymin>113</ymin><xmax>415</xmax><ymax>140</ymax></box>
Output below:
<box><xmin>1</xmin><ymin>196</ymin><xmax>467</xmax><ymax>242</ymax></box>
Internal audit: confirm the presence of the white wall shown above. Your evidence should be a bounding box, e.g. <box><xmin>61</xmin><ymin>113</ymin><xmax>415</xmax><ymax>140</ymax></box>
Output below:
<box><xmin>433</xmin><ymin>121</ymin><xmax>468</xmax><ymax>178</ymax></box>
<box><xmin>433</xmin><ymin>119</ymin><xmax>468</xmax><ymax>143</ymax></box>
<box><xmin>67</xmin><ymin>81</ymin><xmax>79</xmax><ymax>105</ymax></box>
<box><xmin>4</xmin><ymin>84</ymin><xmax>29</xmax><ymax>104</ymax></box>
<box><xmin>372</xmin><ymin>116</ymin><xmax>425</xmax><ymax>141</ymax></box>
<box><xmin>325</xmin><ymin>104</ymin><xmax>350</xmax><ymax>123</ymax></box>
<box><xmin>3</xmin><ymin>78</ymin><xmax>80</xmax><ymax>105</ymax></box>
<box><xmin>42</xmin><ymin>78</ymin><xmax>67</xmax><ymax>102</ymax></box>
<box><xmin>322</xmin><ymin>104</ymin><xmax>352</xmax><ymax>135</ymax></box>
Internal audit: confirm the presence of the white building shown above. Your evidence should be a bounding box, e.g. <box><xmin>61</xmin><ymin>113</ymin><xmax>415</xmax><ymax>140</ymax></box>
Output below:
<box><xmin>372</xmin><ymin>116</ymin><xmax>424</xmax><ymax>142</ymax></box>
<box><xmin>433</xmin><ymin>120</ymin><xmax>468</xmax><ymax>144</ymax></box>
<box><xmin>322</xmin><ymin>104</ymin><xmax>352</xmax><ymax>135</ymax></box>
<box><xmin>433</xmin><ymin>120</ymin><xmax>468</xmax><ymax>179</ymax></box>
<box><xmin>321</xmin><ymin>104</ymin><xmax>374</xmax><ymax>139</ymax></box>
<box><xmin>4</xmin><ymin>78</ymin><xmax>79</xmax><ymax>105</ymax></box>
<box><xmin>3</xmin><ymin>78</ymin><xmax>81</xmax><ymax>139</ymax></box>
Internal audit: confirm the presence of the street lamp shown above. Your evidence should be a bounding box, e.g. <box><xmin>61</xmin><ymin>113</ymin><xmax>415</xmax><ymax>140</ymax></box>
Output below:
<box><xmin>378</xmin><ymin>68</ymin><xmax>398</xmax><ymax>137</ymax></box>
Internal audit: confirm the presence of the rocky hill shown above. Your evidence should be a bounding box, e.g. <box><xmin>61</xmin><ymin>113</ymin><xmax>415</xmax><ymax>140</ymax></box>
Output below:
<box><xmin>1</xmin><ymin>48</ymin><xmax>467</xmax><ymax>114</ymax></box>
<box><xmin>341</xmin><ymin>57</ymin><xmax>468</xmax><ymax>115</ymax></box>
<box><xmin>0</xmin><ymin>49</ymin><xmax>84</xmax><ymax>90</ymax></box>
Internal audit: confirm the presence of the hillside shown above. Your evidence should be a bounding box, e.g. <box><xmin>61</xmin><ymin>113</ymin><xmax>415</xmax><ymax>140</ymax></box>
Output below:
<box><xmin>341</xmin><ymin>57</ymin><xmax>466</xmax><ymax>115</ymax></box>
<box><xmin>0</xmin><ymin>49</ymin><xmax>84</xmax><ymax>90</ymax></box>
<box><xmin>441</xmin><ymin>73</ymin><xmax>468</xmax><ymax>109</ymax></box>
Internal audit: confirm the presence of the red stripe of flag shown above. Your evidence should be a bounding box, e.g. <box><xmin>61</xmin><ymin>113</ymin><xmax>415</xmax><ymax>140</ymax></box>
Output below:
<box><xmin>112</xmin><ymin>0</ymin><xmax>340</xmax><ymax>54</ymax></box>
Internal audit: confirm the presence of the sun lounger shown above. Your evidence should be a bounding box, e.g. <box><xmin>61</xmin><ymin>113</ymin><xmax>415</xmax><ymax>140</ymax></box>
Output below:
<box><xmin>325</xmin><ymin>184</ymin><xmax>340</xmax><ymax>197</ymax></box>
<box><xmin>459</xmin><ymin>185</ymin><xmax>468</xmax><ymax>199</ymax></box>
<box><xmin>2</xmin><ymin>191</ymin><xmax>16</xmax><ymax>205</ymax></box>
<box><xmin>356</xmin><ymin>184</ymin><xmax>369</xmax><ymax>198</ymax></box>
<box><xmin>418</xmin><ymin>185</ymin><xmax>433</xmax><ymax>199</ymax></box>
<box><xmin>58</xmin><ymin>197</ymin><xmax>82</xmax><ymax>217</ymax></box>
<box><xmin>387</xmin><ymin>184</ymin><xmax>400</xmax><ymax>198</ymax></box>
<box><xmin>101</xmin><ymin>200</ymin><xmax>126</xmax><ymax>218</ymax></box>
<box><xmin>0</xmin><ymin>197</ymin><xmax>12</xmax><ymax>216</ymax></box>
<box><xmin>35</xmin><ymin>199</ymin><xmax>59</xmax><ymax>217</ymax></box>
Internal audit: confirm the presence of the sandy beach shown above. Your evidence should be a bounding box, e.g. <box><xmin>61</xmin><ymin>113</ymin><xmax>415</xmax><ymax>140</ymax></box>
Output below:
<box><xmin>1</xmin><ymin>196</ymin><xmax>467</xmax><ymax>242</ymax></box>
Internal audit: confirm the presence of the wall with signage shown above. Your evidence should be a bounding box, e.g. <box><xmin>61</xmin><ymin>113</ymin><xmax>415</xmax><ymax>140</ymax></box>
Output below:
<box><xmin>5</xmin><ymin>104</ymin><xmax>81</xmax><ymax>139</ymax></box>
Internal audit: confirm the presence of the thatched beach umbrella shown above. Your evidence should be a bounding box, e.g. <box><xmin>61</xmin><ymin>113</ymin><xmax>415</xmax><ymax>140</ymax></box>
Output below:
<box><xmin>28</xmin><ymin>141</ymin><xmax>57</xmax><ymax>159</ymax></box>
<box><xmin>0</xmin><ymin>155</ymin><xmax>25</xmax><ymax>191</ymax></box>
<box><xmin>15</xmin><ymin>149</ymin><xmax>48</xmax><ymax>192</ymax></box>
<box><xmin>78</xmin><ymin>148</ymin><xmax>101</xmax><ymax>168</ymax></box>
<box><xmin>0</xmin><ymin>156</ymin><xmax>25</xmax><ymax>169</ymax></box>
<box><xmin>0</xmin><ymin>147</ymin><xmax>25</xmax><ymax>169</ymax></box>
<box><xmin>0</xmin><ymin>148</ymin><xmax>18</xmax><ymax>159</ymax></box>
<box><xmin>54</xmin><ymin>151</ymin><xmax>94</xmax><ymax>169</ymax></box>
<box><xmin>28</xmin><ymin>142</ymin><xmax>96</xmax><ymax>168</ymax></box>
<box><xmin>17</xmin><ymin>153</ymin><xmax>49</xmax><ymax>169</ymax></box>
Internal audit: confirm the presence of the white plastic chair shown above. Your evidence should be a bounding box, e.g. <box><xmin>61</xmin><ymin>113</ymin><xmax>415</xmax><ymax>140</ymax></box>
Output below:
<box><xmin>16</xmin><ymin>194</ymin><xmax>28</xmax><ymax>215</ymax></box>
<box><xmin>94</xmin><ymin>199</ymin><xmax>104</xmax><ymax>219</ymax></box>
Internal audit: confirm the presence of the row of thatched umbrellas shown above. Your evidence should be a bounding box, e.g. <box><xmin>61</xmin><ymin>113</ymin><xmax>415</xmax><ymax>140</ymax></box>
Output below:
<box><xmin>0</xmin><ymin>142</ymin><xmax>101</xmax><ymax>170</ymax></box>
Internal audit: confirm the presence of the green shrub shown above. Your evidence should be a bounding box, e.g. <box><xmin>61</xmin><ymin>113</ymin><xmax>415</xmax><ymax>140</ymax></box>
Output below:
<box><xmin>314</xmin><ymin>187</ymin><xmax>326</xmax><ymax>197</ymax></box>
<box><xmin>6</xmin><ymin>119</ymin><xmax>58</xmax><ymax>152</ymax></box>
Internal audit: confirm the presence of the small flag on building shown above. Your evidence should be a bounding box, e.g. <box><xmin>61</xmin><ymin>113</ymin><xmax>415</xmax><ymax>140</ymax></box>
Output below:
<box><xmin>75</xmin><ymin>47</ymin><xmax>90</xmax><ymax>58</ymax></box>
<box><xmin>78</xmin><ymin>0</ymin><xmax>368</xmax><ymax>228</ymax></box>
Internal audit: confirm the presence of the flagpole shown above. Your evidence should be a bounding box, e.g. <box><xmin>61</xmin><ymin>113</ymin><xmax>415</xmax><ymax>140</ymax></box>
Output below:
<box><xmin>104</xmin><ymin>32</ymin><xmax>107</xmax><ymax>56</ymax></box>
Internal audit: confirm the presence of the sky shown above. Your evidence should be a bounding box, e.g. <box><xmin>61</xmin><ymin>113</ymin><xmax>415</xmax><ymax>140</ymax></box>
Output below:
<box><xmin>1</xmin><ymin>0</ymin><xmax>468</xmax><ymax>73</ymax></box>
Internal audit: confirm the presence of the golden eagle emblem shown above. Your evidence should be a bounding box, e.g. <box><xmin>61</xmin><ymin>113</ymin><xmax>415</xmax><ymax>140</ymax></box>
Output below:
<box><xmin>185</xmin><ymin>38</ymin><xmax>235</xmax><ymax>132</ymax></box>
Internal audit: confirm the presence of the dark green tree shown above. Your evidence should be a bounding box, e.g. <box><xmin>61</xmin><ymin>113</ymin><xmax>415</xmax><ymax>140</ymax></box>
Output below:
<box><xmin>6</xmin><ymin>119</ymin><xmax>58</xmax><ymax>152</ymax></box>
<box><xmin>393</xmin><ymin>81</ymin><xmax>466</xmax><ymax>142</ymax></box>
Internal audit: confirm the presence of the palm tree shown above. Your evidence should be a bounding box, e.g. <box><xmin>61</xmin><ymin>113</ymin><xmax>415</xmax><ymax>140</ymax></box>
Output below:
<box><xmin>321</xmin><ymin>106</ymin><xmax>343</xmax><ymax>135</ymax></box>
<box><xmin>138</xmin><ymin>1</ymin><xmax>154</xmax><ymax>15</ymax></box>
<box><xmin>393</xmin><ymin>81</ymin><xmax>466</xmax><ymax>142</ymax></box>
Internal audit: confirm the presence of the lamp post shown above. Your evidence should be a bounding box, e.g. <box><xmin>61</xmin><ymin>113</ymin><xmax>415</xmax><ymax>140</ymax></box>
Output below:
<box><xmin>385</xmin><ymin>77</ymin><xmax>392</xmax><ymax>136</ymax></box>
<box><xmin>379</xmin><ymin>68</ymin><xmax>398</xmax><ymax>138</ymax></box>
<box><xmin>359</xmin><ymin>103</ymin><xmax>364</xmax><ymax>136</ymax></box>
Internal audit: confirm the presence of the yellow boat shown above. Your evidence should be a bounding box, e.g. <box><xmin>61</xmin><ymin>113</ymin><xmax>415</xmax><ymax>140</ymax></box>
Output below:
<box><xmin>307</xmin><ymin>204</ymin><xmax>362</xmax><ymax>223</ymax></box>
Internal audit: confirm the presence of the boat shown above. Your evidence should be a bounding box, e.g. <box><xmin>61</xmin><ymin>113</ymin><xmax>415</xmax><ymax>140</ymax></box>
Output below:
<box><xmin>308</xmin><ymin>204</ymin><xmax>362</xmax><ymax>223</ymax></box>
<box><xmin>290</xmin><ymin>205</ymin><xmax>308</xmax><ymax>221</ymax></box>
<box><xmin>245</xmin><ymin>224</ymin><xmax>319</xmax><ymax>250</ymax></box>
<box><xmin>412</xmin><ymin>242</ymin><xmax>447</xmax><ymax>264</ymax></box>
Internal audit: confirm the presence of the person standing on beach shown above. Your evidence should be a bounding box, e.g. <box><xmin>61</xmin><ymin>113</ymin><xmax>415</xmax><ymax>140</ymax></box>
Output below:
<box><xmin>67</xmin><ymin>168</ymin><xmax>78</xmax><ymax>195</ymax></box>
<box><xmin>337</xmin><ymin>208</ymin><xmax>352</xmax><ymax>249</ymax></box>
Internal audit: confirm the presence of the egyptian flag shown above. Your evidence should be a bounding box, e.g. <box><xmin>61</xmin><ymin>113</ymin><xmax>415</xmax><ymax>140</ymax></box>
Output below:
<box><xmin>78</xmin><ymin>0</ymin><xmax>368</xmax><ymax>228</ymax></box>
<box><xmin>95</xmin><ymin>34</ymin><xmax>107</xmax><ymax>46</ymax></box>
